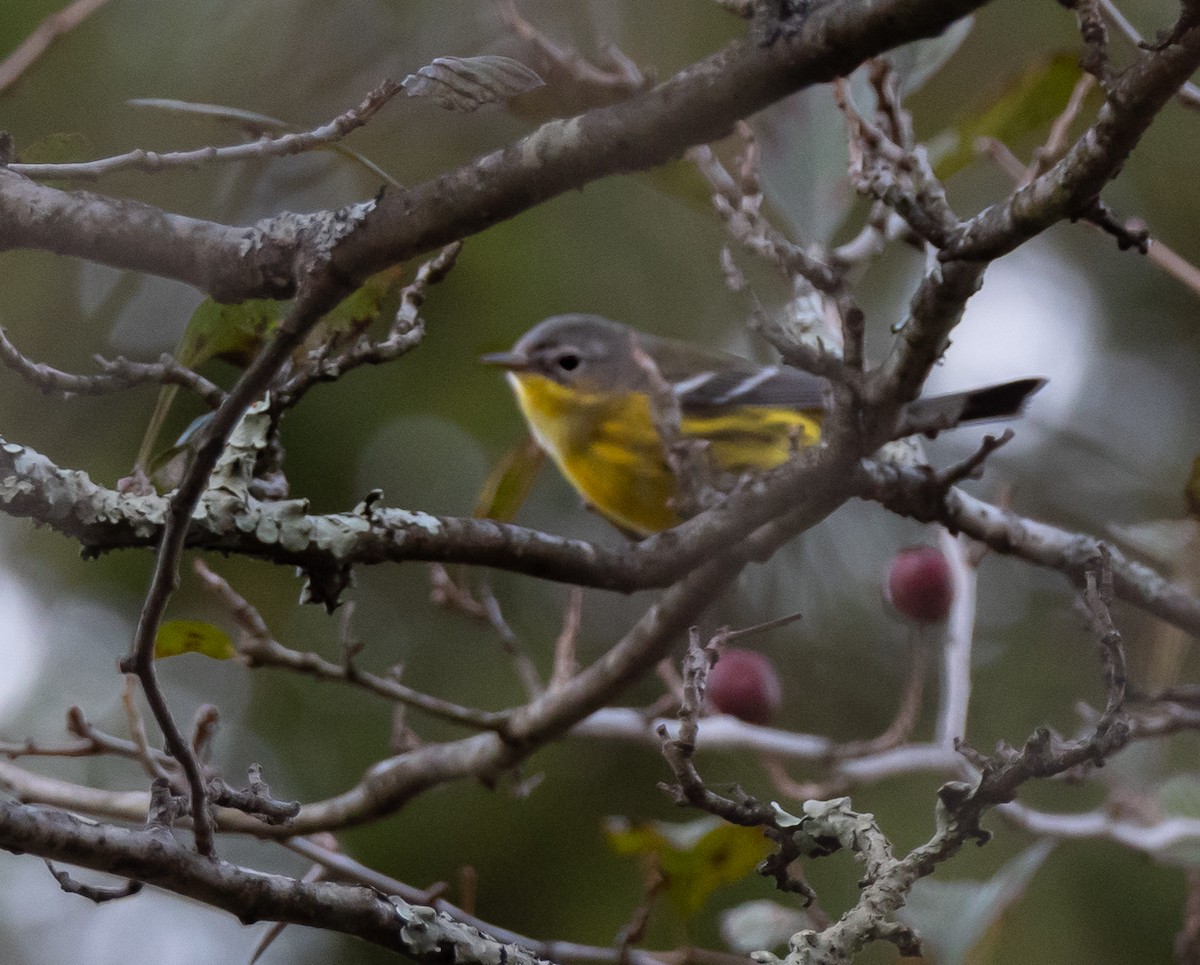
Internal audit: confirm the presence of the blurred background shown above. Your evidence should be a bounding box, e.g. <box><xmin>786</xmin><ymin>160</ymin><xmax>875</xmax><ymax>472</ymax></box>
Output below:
<box><xmin>1</xmin><ymin>1</ymin><xmax>1198</xmax><ymax>962</ymax></box>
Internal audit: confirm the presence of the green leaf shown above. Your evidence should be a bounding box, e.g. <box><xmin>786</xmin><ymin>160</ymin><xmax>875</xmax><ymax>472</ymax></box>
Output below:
<box><xmin>898</xmin><ymin>840</ymin><xmax>1054</xmax><ymax>965</ymax></box>
<box><xmin>154</xmin><ymin>620</ymin><xmax>237</xmax><ymax>660</ymax></box>
<box><xmin>127</xmin><ymin>97</ymin><xmax>294</xmax><ymax>136</ymax></box>
<box><xmin>17</xmin><ymin>131</ymin><xmax>92</xmax><ymax>165</ymax></box>
<box><xmin>605</xmin><ymin>815</ymin><xmax>772</xmax><ymax>921</ymax></box>
<box><xmin>1186</xmin><ymin>454</ymin><xmax>1200</xmax><ymax>518</ymax></box>
<box><xmin>137</xmin><ymin>267</ymin><xmax>409</xmax><ymax>473</ymax></box>
<box><xmin>634</xmin><ymin>158</ymin><xmax>722</xmax><ymax>210</ymax></box>
<box><xmin>177</xmin><ymin>298</ymin><xmax>281</xmax><ymax>369</ymax></box>
<box><xmin>128</xmin><ymin>96</ymin><xmax>403</xmax><ymax>188</ymax></box>
<box><xmin>890</xmin><ymin>16</ymin><xmax>975</xmax><ymax>97</ymax></box>
<box><xmin>323</xmin><ymin>265</ymin><xmax>408</xmax><ymax>333</ymax></box>
<box><xmin>931</xmin><ymin>52</ymin><xmax>1086</xmax><ymax>181</ymax></box>
<box><xmin>473</xmin><ymin>437</ymin><xmax>545</xmax><ymax>523</ymax></box>
<box><xmin>134</xmin><ymin>298</ymin><xmax>279</xmax><ymax>471</ymax></box>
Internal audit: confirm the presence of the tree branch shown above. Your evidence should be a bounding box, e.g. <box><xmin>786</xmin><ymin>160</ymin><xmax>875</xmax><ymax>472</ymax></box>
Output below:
<box><xmin>0</xmin><ymin>0</ymin><xmax>989</xmax><ymax>304</ymax></box>
<box><xmin>0</xmin><ymin>798</ymin><xmax>550</xmax><ymax>962</ymax></box>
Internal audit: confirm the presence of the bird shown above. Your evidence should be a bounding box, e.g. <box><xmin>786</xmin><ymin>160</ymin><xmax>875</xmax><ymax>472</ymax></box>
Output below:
<box><xmin>482</xmin><ymin>314</ymin><xmax>1044</xmax><ymax>537</ymax></box>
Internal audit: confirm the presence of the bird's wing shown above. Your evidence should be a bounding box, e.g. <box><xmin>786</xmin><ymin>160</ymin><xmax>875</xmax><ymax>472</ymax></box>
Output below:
<box><xmin>639</xmin><ymin>341</ymin><xmax>823</xmax><ymax>412</ymax></box>
<box><xmin>672</xmin><ymin>363</ymin><xmax>828</xmax><ymax>411</ymax></box>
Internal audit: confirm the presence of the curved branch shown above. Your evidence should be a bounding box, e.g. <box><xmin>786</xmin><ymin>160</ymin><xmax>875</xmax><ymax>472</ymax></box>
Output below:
<box><xmin>0</xmin><ymin>441</ymin><xmax>858</xmax><ymax>836</ymax></box>
<box><xmin>0</xmin><ymin>0</ymin><xmax>990</xmax><ymax>303</ymax></box>
<box><xmin>5</xmin><ymin>436</ymin><xmax>1200</xmax><ymax>635</ymax></box>
<box><xmin>0</xmin><ymin>798</ymin><xmax>550</xmax><ymax>962</ymax></box>
<box><xmin>860</xmin><ymin>458</ymin><xmax>1200</xmax><ymax>635</ymax></box>
<box><xmin>945</xmin><ymin>16</ymin><xmax>1200</xmax><ymax>261</ymax></box>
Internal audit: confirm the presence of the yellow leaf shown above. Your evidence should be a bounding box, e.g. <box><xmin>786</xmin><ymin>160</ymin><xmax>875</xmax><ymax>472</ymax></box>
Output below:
<box><xmin>605</xmin><ymin>815</ymin><xmax>771</xmax><ymax>921</ymax></box>
<box><xmin>154</xmin><ymin>620</ymin><xmax>237</xmax><ymax>660</ymax></box>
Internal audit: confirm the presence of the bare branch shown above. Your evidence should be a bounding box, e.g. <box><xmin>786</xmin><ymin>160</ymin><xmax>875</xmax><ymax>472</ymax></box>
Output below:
<box><xmin>9</xmin><ymin>82</ymin><xmax>402</xmax><ymax>182</ymax></box>
<box><xmin>0</xmin><ymin>0</ymin><xmax>997</xmax><ymax>305</ymax></box>
<box><xmin>935</xmin><ymin>530</ymin><xmax>978</xmax><ymax>747</ymax></box>
<box><xmin>859</xmin><ymin>457</ymin><xmax>1200</xmax><ymax>636</ymax></box>
<box><xmin>548</xmin><ymin>587</ymin><xmax>585</xmax><ymax>691</ymax></box>
<box><xmin>276</xmin><ymin>242</ymin><xmax>461</xmax><ymax>408</ymax></box>
<box><xmin>1099</xmin><ymin>0</ymin><xmax>1200</xmax><ymax>108</ymax></box>
<box><xmin>0</xmin><ymin>0</ymin><xmax>112</xmax><ymax>93</ymax></box>
<box><xmin>42</xmin><ymin>859</ymin><xmax>142</xmax><ymax>904</ymax></box>
<box><xmin>6</xmin><ymin>434</ymin><xmax>1200</xmax><ymax>636</ymax></box>
<box><xmin>0</xmin><ymin>329</ymin><xmax>224</xmax><ymax>405</ymax></box>
<box><xmin>194</xmin><ymin>559</ymin><xmax>509</xmax><ymax>731</ymax></box>
<box><xmin>0</xmin><ymin>798</ymin><xmax>551</xmax><ymax>962</ymax></box>
<box><xmin>945</xmin><ymin>20</ymin><xmax>1200</xmax><ymax>261</ymax></box>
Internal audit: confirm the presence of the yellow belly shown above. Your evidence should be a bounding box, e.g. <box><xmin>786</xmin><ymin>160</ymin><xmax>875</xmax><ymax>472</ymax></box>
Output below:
<box><xmin>508</xmin><ymin>374</ymin><xmax>821</xmax><ymax>535</ymax></box>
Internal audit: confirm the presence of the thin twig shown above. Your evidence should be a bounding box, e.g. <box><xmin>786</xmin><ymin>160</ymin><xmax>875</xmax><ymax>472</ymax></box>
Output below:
<box><xmin>282</xmin><ymin>835</ymin><xmax>671</xmax><ymax>965</ymax></box>
<box><xmin>548</xmin><ymin>587</ymin><xmax>584</xmax><ymax>690</ymax></box>
<box><xmin>277</xmin><ymin>242</ymin><xmax>460</xmax><ymax>409</ymax></box>
<box><xmin>977</xmin><ymin>135</ymin><xmax>1200</xmax><ymax>300</ymax></box>
<box><xmin>835</xmin><ymin>68</ymin><xmax>959</xmax><ymax>248</ymax></box>
<box><xmin>10</xmin><ymin>81</ymin><xmax>402</xmax><ymax>181</ymax></box>
<box><xmin>1029</xmin><ymin>73</ymin><xmax>1099</xmax><ymax>180</ymax></box>
<box><xmin>1099</xmin><ymin>0</ymin><xmax>1200</xmax><ymax>109</ymax></box>
<box><xmin>720</xmin><ymin>609</ymin><xmax>804</xmax><ymax>644</ymax></box>
<box><xmin>42</xmin><ymin>859</ymin><xmax>142</xmax><ymax>904</ymax></box>
<box><xmin>119</xmin><ymin>272</ymin><xmax>353</xmax><ymax>856</ymax></box>
<box><xmin>193</xmin><ymin>559</ymin><xmax>510</xmax><ymax>732</ymax></box>
<box><xmin>935</xmin><ymin>529</ymin><xmax>977</xmax><ymax>747</ymax></box>
<box><xmin>491</xmin><ymin>0</ymin><xmax>647</xmax><ymax>100</ymax></box>
<box><xmin>0</xmin><ymin>0</ymin><xmax>112</xmax><ymax>94</ymax></box>
<box><xmin>0</xmin><ymin>329</ymin><xmax>225</xmax><ymax>405</ymax></box>
<box><xmin>656</xmin><ymin>630</ymin><xmax>789</xmax><ymax>829</ymax></box>
<box><xmin>121</xmin><ymin>678</ymin><xmax>171</xmax><ymax>782</ymax></box>
<box><xmin>688</xmin><ymin>135</ymin><xmax>847</xmax><ymax>300</ymax></box>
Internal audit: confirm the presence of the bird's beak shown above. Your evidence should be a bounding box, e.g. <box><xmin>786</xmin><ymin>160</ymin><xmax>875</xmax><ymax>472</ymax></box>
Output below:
<box><xmin>480</xmin><ymin>350</ymin><xmax>530</xmax><ymax>371</ymax></box>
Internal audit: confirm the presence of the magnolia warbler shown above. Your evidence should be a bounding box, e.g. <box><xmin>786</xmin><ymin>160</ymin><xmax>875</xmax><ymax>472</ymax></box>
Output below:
<box><xmin>483</xmin><ymin>314</ymin><xmax>1044</xmax><ymax>536</ymax></box>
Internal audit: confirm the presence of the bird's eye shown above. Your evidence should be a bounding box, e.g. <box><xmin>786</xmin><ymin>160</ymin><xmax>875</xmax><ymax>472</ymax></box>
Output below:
<box><xmin>556</xmin><ymin>353</ymin><xmax>580</xmax><ymax>372</ymax></box>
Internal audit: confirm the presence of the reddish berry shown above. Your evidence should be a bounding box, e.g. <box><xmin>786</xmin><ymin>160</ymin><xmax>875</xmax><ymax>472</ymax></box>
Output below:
<box><xmin>706</xmin><ymin>649</ymin><xmax>782</xmax><ymax>725</ymax></box>
<box><xmin>886</xmin><ymin>546</ymin><xmax>954</xmax><ymax>623</ymax></box>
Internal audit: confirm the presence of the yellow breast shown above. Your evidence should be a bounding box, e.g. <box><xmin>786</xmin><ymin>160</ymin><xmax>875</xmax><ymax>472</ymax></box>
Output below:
<box><xmin>507</xmin><ymin>373</ymin><xmax>823</xmax><ymax>536</ymax></box>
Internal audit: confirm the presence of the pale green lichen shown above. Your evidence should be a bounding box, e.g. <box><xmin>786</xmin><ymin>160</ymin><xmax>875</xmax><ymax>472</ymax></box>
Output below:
<box><xmin>389</xmin><ymin>900</ymin><xmax>549</xmax><ymax>965</ymax></box>
<box><xmin>391</xmin><ymin>508</ymin><xmax>441</xmax><ymax>535</ymax></box>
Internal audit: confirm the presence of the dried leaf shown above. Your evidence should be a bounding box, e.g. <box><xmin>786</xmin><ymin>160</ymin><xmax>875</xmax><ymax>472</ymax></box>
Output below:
<box><xmin>402</xmin><ymin>56</ymin><xmax>544</xmax><ymax>112</ymax></box>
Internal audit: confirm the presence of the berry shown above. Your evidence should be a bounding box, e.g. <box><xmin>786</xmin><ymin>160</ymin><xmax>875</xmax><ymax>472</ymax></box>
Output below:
<box><xmin>706</xmin><ymin>648</ymin><xmax>782</xmax><ymax>725</ymax></box>
<box><xmin>886</xmin><ymin>546</ymin><xmax>954</xmax><ymax>623</ymax></box>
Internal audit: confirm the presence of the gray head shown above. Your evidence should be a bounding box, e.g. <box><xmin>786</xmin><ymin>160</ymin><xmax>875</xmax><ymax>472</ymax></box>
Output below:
<box><xmin>480</xmin><ymin>314</ymin><xmax>643</xmax><ymax>391</ymax></box>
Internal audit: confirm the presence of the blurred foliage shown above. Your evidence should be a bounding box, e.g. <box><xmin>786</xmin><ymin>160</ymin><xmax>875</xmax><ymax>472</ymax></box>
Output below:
<box><xmin>0</xmin><ymin>1</ymin><xmax>1198</xmax><ymax>964</ymax></box>
<box><xmin>929</xmin><ymin>51</ymin><xmax>1086</xmax><ymax>181</ymax></box>
<box><xmin>605</xmin><ymin>815</ymin><xmax>774</xmax><ymax>923</ymax></box>
<box><xmin>473</xmin><ymin>436</ymin><xmax>545</xmax><ymax>522</ymax></box>
<box><xmin>899</xmin><ymin>841</ymin><xmax>1055</xmax><ymax>965</ymax></box>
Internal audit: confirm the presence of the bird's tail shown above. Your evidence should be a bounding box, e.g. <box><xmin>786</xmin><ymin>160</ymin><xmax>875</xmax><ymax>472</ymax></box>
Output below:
<box><xmin>899</xmin><ymin>377</ymin><xmax>1047</xmax><ymax>436</ymax></box>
